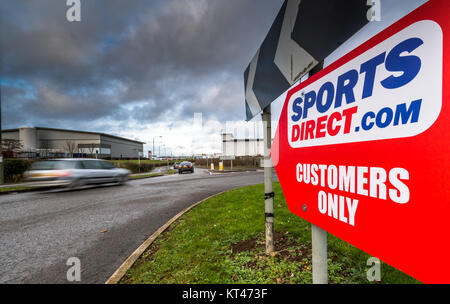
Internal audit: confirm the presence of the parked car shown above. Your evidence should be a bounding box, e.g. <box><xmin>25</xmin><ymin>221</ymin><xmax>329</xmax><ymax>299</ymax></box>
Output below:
<box><xmin>24</xmin><ymin>159</ymin><xmax>131</xmax><ymax>188</ymax></box>
<box><xmin>178</xmin><ymin>161</ymin><xmax>194</xmax><ymax>174</ymax></box>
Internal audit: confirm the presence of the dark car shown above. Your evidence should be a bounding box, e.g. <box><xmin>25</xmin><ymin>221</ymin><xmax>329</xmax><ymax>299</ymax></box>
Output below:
<box><xmin>178</xmin><ymin>161</ymin><xmax>194</xmax><ymax>174</ymax></box>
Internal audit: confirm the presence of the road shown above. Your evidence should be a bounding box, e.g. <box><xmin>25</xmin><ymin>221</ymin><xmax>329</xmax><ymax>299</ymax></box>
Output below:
<box><xmin>0</xmin><ymin>169</ymin><xmax>266</xmax><ymax>284</ymax></box>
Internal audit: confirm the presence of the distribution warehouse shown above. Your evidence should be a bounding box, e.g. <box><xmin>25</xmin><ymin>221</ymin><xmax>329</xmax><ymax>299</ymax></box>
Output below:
<box><xmin>1</xmin><ymin>126</ymin><xmax>144</xmax><ymax>159</ymax></box>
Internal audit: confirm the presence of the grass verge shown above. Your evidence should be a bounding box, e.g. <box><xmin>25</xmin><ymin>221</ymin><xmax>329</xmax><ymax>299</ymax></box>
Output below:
<box><xmin>0</xmin><ymin>186</ymin><xmax>39</xmax><ymax>193</ymax></box>
<box><xmin>120</xmin><ymin>183</ymin><xmax>420</xmax><ymax>284</ymax></box>
<box><xmin>196</xmin><ymin>165</ymin><xmax>261</xmax><ymax>171</ymax></box>
<box><xmin>129</xmin><ymin>170</ymin><xmax>177</xmax><ymax>180</ymax></box>
<box><xmin>128</xmin><ymin>174</ymin><xmax>163</xmax><ymax>180</ymax></box>
<box><xmin>111</xmin><ymin>160</ymin><xmax>171</xmax><ymax>165</ymax></box>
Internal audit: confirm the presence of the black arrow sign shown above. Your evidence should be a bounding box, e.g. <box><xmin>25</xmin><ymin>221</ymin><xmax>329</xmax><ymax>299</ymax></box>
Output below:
<box><xmin>244</xmin><ymin>0</ymin><xmax>370</xmax><ymax>121</ymax></box>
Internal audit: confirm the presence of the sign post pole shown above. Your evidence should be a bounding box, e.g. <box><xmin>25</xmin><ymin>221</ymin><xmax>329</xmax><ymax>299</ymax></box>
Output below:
<box><xmin>308</xmin><ymin>62</ymin><xmax>328</xmax><ymax>284</ymax></box>
<box><xmin>0</xmin><ymin>86</ymin><xmax>3</xmax><ymax>184</ymax></box>
<box><xmin>262</xmin><ymin>106</ymin><xmax>274</xmax><ymax>254</ymax></box>
<box><xmin>312</xmin><ymin>224</ymin><xmax>327</xmax><ymax>284</ymax></box>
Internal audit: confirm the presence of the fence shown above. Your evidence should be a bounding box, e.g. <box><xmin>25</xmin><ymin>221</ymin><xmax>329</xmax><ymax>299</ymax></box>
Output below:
<box><xmin>194</xmin><ymin>156</ymin><xmax>262</xmax><ymax>169</ymax></box>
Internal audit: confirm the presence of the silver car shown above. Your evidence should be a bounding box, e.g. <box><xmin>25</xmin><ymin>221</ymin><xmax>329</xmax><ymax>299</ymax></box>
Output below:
<box><xmin>24</xmin><ymin>159</ymin><xmax>131</xmax><ymax>188</ymax></box>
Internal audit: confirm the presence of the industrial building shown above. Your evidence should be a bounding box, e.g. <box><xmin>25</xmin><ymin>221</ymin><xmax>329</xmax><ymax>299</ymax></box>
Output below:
<box><xmin>2</xmin><ymin>126</ymin><xmax>144</xmax><ymax>159</ymax></box>
<box><xmin>221</xmin><ymin>133</ymin><xmax>264</xmax><ymax>157</ymax></box>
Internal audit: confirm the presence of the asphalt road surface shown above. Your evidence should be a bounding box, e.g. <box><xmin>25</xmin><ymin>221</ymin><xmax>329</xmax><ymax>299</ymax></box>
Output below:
<box><xmin>0</xmin><ymin>169</ymin><xmax>268</xmax><ymax>284</ymax></box>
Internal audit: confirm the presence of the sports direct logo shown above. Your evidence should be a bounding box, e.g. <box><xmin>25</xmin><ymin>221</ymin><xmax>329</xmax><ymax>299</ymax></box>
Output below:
<box><xmin>287</xmin><ymin>21</ymin><xmax>443</xmax><ymax>148</ymax></box>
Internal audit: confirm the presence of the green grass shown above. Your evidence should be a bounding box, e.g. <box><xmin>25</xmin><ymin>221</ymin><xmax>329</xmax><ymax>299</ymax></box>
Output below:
<box><xmin>128</xmin><ymin>173</ymin><xmax>163</xmax><ymax>180</ymax></box>
<box><xmin>129</xmin><ymin>170</ymin><xmax>177</xmax><ymax>180</ymax></box>
<box><xmin>110</xmin><ymin>160</ymin><xmax>172</xmax><ymax>165</ymax></box>
<box><xmin>121</xmin><ymin>183</ymin><xmax>420</xmax><ymax>284</ymax></box>
<box><xmin>111</xmin><ymin>159</ymin><xmax>190</xmax><ymax>165</ymax></box>
<box><xmin>0</xmin><ymin>186</ymin><xmax>37</xmax><ymax>193</ymax></box>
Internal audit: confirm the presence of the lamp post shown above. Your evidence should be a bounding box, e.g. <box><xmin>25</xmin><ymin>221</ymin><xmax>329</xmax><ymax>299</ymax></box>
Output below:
<box><xmin>134</xmin><ymin>148</ymin><xmax>141</xmax><ymax>173</ymax></box>
<box><xmin>153</xmin><ymin>136</ymin><xmax>162</xmax><ymax>159</ymax></box>
<box><xmin>0</xmin><ymin>86</ymin><xmax>3</xmax><ymax>184</ymax></box>
<box><xmin>162</xmin><ymin>144</ymin><xmax>168</xmax><ymax>170</ymax></box>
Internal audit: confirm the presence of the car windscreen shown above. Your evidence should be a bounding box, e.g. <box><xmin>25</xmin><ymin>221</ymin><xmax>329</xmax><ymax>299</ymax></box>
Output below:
<box><xmin>29</xmin><ymin>160</ymin><xmax>81</xmax><ymax>170</ymax></box>
<box><xmin>180</xmin><ymin>162</ymin><xmax>191</xmax><ymax>165</ymax></box>
<box><xmin>82</xmin><ymin>160</ymin><xmax>101</xmax><ymax>169</ymax></box>
<box><xmin>99</xmin><ymin>161</ymin><xmax>116</xmax><ymax>169</ymax></box>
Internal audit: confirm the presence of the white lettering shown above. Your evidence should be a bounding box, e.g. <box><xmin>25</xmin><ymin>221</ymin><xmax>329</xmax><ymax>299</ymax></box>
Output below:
<box><xmin>318</xmin><ymin>191</ymin><xmax>327</xmax><ymax>214</ymax></box>
<box><xmin>327</xmin><ymin>165</ymin><xmax>338</xmax><ymax>189</ymax></box>
<box><xmin>370</xmin><ymin>167</ymin><xmax>387</xmax><ymax>199</ymax></box>
<box><xmin>357</xmin><ymin>167</ymin><xmax>369</xmax><ymax>196</ymax></box>
<box><xmin>389</xmin><ymin>168</ymin><xmax>410</xmax><ymax>204</ymax></box>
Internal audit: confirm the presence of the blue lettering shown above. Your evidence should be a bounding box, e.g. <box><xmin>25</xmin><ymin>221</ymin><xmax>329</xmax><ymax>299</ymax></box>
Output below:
<box><xmin>394</xmin><ymin>99</ymin><xmax>422</xmax><ymax>126</ymax></box>
<box><xmin>360</xmin><ymin>52</ymin><xmax>386</xmax><ymax>99</ymax></box>
<box><xmin>303</xmin><ymin>90</ymin><xmax>317</xmax><ymax>119</ymax></box>
<box><xmin>362</xmin><ymin>112</ymin><xmax>375</xmax><ymax>131</ymax></box>
<box><xmin>291</xmin><ymin>97</ymin><xmax>303</xmax><ymax>122</ymax></box>
<box><xmin>316</xmin><ymin>82</ymin><xmax>335</xmax><ymax>113</ymax></box>
<box><xmin>381</xmin><ymin>38</ymin><xmax>423</xmax><ymax>89</ymax></box>
<box><xmin>376</xmin><ymin>107</ymin><xmax>394</xmax><ymax>128</ymax></box>
<box><xmin>335</xmin><ymin>69</ymin><xmax>358</xmax><ymax>108</ymax></box>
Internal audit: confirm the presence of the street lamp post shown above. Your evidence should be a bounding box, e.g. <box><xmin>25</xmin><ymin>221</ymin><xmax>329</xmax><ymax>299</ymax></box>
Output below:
<box><xmin>162</xmin><ymin>144</ymin><xmax>169</xmax><ymax>170</ymax></box>
<box><xmin>153</xmin><ymin>136</ymin><xmax>162</xmax><ymax>159</ymax></box>
<box><xmin>134</xmin><ymin>148</ymin><xmax>141</xmax><ymax>173</ymax></box>
<box><xmin>0</xmin><ymin>87</ymin><xmax>3</xmax><ymax>184</ymax></box>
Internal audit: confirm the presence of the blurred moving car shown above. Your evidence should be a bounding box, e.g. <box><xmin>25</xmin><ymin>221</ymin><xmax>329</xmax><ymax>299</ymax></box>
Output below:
<box><xmin>24</xmin><ymin>159</ymin><xmax>131</xmax><ymax>188</ymax></box>
<box><xmin>178</xmin><ymin>161</ymin><xmax>194</xmax><ymax>174</ymax></box>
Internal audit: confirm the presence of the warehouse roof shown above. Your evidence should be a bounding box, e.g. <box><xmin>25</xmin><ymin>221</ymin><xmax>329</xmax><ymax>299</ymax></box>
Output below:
<box><xmin>2</xmin><ymin>126</ymin><xmax>145</xmax><ymax>144</ymax></box>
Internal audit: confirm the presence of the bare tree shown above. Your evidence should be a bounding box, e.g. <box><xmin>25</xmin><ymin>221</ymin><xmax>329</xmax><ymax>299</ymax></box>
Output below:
<box><xmin>65</xmin><ymin>141</ymin><xmax>78</xmax><ymax>158</ymax></box>
<box><xmin>1</xmin><ymin>139</ymin><xmax>24</xmax><ymax>158</ymax></box>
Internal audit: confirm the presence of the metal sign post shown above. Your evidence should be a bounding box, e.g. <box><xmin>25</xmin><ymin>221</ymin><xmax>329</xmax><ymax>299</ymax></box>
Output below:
<box><xmin>220</xmin><ymin>155</ymin><xmax>235</xmax><ymax>171</ymax></box>
<box><xmin>262</xmin><ymin>106</ymin><xmax>274</xmax><ymax>254</ymax></box>
<box><xmin>312</xmin><ymin>224</ymin><xmax>327</xmax><ymax>284</ymax></box>
<box><xmin>309</xmin><ymin>62</ymin><xmax>327</xmax><ymax>284</ymax></box>
<box><xmin>0</xmin><ymin>87</ymin><xmax>3</xmax><ymax>184</ymax></box>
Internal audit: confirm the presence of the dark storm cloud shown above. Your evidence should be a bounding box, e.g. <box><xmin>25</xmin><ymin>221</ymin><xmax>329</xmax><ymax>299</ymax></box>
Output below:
<box><xmin>1</xmin><ymin>0</ymin><xmax>283</xmax><ymax>131</ymax></box>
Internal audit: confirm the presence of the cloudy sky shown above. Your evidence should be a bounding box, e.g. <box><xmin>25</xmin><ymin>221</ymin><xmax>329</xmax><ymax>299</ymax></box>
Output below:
<box><xmin>0</xmin><ymin>0</ymin><xmax>427</xmax><ymax>156</ymax></box>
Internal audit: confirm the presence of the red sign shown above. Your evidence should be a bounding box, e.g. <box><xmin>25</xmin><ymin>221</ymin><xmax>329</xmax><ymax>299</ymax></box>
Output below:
<box><xmin>271</xmin><ymin>0</ymin><xmax>450</xmax><ymax>283</ymax></box>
